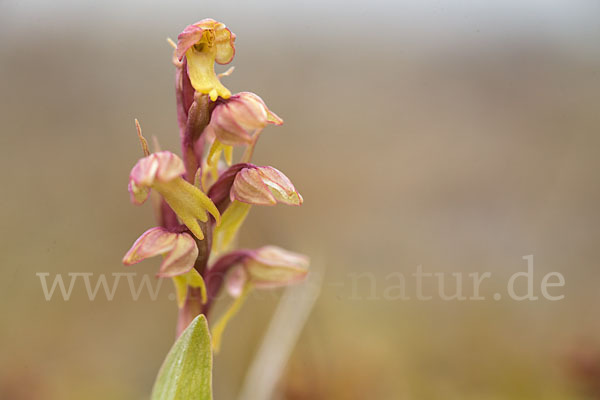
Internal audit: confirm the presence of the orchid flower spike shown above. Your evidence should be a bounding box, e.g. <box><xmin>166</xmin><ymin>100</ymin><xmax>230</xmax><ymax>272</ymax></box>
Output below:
<box><xmin>126</xmin><ymin>19</ymin><xmax>310</xmax><ymax>344</ymax></box>
<box><xmin>176</xmin><ymin>19</ymin><xmax>236</xmax><ymax>101</ymax></box>
<box><xmin>122</xmin><ymin>227</ymin><xmax>198</xmax><ymax>277</ymax></box>
<box><xmin>128</xmin><ymin>151</ymin><xmax>220</xmax><ymax>240</ymax></box>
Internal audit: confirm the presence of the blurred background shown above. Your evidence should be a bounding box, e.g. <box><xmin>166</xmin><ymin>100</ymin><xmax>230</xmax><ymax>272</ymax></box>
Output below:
<box><xmin>1</xmin><ymin>0</ymin><xmax>600</xmax><ymax>398</ymax></box>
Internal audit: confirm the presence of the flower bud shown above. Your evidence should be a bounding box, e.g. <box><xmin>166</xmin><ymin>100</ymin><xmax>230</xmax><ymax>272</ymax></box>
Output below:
<box><xmin>231</xmin><ymin>166</ymin><xmax>302</xmax><ymax>206</ymax></box>
<box><xmin>205</xmin><ymin>92</ymin><xmax>283</xmax><ymax>146</ymax></box>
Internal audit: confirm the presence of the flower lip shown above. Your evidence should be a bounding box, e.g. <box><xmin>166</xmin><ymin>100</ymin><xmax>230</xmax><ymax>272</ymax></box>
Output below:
<box><xmin>176</xmin><ymin>19</ymin><xmax>236</xmax><ymax>64</ymax></box>
<box><xmin>122</xmin><ymin>227</ymin><xmax>199</xmax><ymax>277</ymax></box>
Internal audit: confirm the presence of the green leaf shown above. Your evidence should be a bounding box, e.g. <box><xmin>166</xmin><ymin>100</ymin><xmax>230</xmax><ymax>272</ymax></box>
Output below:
<box><xmin>151</xmin><ymin>315</ymin><xmax>213</xmax><ymax>400</ymax></box>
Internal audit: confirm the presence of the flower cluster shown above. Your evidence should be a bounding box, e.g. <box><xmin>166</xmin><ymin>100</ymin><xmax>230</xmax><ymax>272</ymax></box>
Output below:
<box><xmin>122</xmin><ymin>19</ymin><xmax>309</xmax><ymax>344</ymax></box>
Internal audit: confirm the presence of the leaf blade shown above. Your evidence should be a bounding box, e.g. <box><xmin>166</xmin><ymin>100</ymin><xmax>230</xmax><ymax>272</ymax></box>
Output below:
<box><xmin>151</xmin><ymin>315</ymin><xmax>212</xmax><ymax>400</ymax></box>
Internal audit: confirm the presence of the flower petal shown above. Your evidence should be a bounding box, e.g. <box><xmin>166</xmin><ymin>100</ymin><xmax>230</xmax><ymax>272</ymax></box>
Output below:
<box><xmin>244</xmin><ymin>246</ymin><xmax>309</xmax><ymax>288</ymax></box>
<box><xmin>207</xmin><ymin>163</ymin><xmax>250</xmax><ymax>212</ymax></box>
<box><xmin>128</xmin><ymin>180</ymin><xmax>150</xmax><ymax>205</ymax></box>
<box><xmin>122</xmin><ymin>227</ymin><xmax>177</xmax><ymax>265</ymax></box>
<box><xmin>154</xmin><ymin>151</ymin><xmax>186</xmax><ymax>182</ymax></box>
<box><xmin>266</xmin><ymin>108</ymin><xmax>283</xmax><ymax>125</ymax></box>
<box><xmin>158</xmin><ymin>232</ymin><xmax>199</xmax><ymax>277</ymax></box>
<box><xmin>213</xmin><ymin>25</ymin><xmax>236</xmax><ymax>65</ymax></box>
<box><xmin>176</xmin><ymin>19</ymin><xmax>236</xmax><ymax>64</ymax></box>
<box><xmin>257</xmin><ymin>166</ymin><xmax>303</xmax><ymax>206</ymax></box>
<box><xmin>130</xmin><ymin>154</ymin><xmax>159</xmax><ymax>186</ymax></box>
<box><xmin>225</xmin><ymin>265</ymin><xmax>248</xmax><ymax>298</ymax></box>
<box><xmin>235</xmin><ymin>92</ymin><xmax>282</xmax><ymax>128</ymax></box>
<box><xmin>231</xmin><ymin>167</ymin><xmax>277</xmax><ymax>205</ymax></box>
<box><xmin>205</xmin><ymin>104</ymin><xmax>253</xmax><ymax>146</ymax></box>
<box><xmin>128</xmin><ymin>151</ymin><xmax>186</xmax><ymax>206</ymax></box>
<box><xmin>176</xmin><ymin>23</ymin><xmax>205</xmax><ymax>60</ymax></box>
<box><xmin>204</xmin><ymin>92</ymin><xmax>282</xmax><ymax>146</ymax></box>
